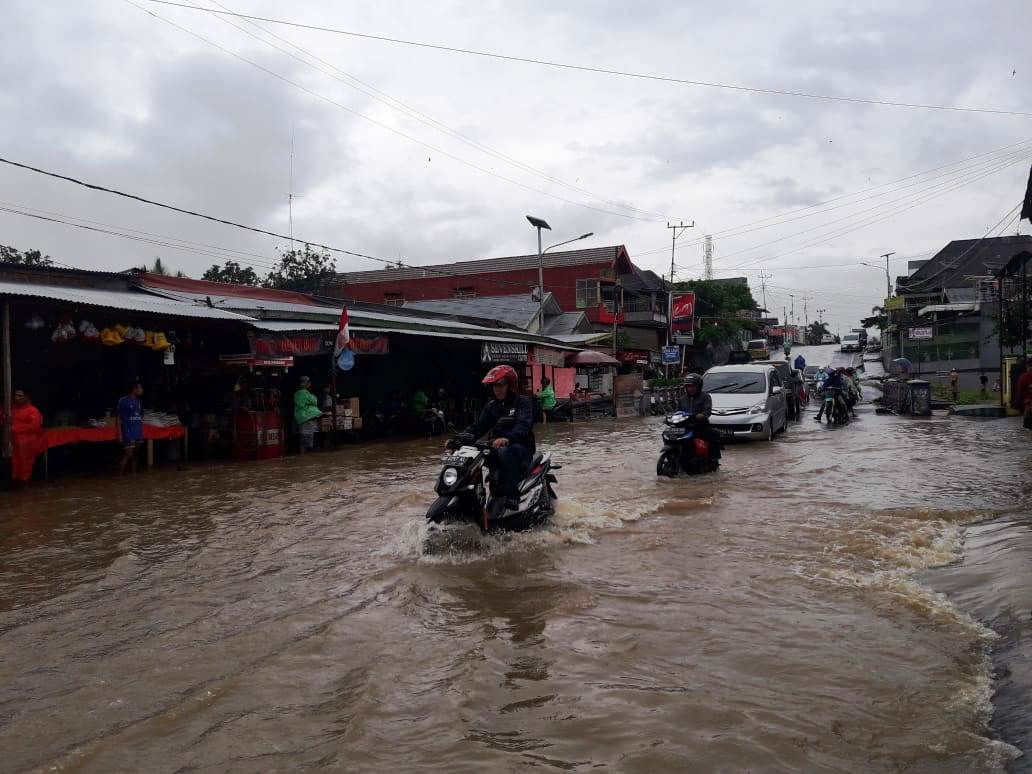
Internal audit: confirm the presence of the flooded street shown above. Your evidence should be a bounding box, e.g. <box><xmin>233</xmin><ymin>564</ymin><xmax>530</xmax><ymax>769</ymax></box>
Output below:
<box><xmin>2</xmin><ymin>347</ymin><xmax>1030</xmax><ymax>773</ymax></box>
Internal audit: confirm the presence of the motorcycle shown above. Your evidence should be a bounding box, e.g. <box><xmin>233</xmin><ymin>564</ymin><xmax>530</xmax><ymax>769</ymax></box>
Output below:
<box><xmin>821</xmin><ymin>387</ymin><xmax>849</xmax><ymax>425</ymax></box>
<box><xmin>656</xmin><ymin>411</ymin><xmax>719</xmax><ymax>477</ymax></box>
<box><xmin>420</xmin><ymin>406</ymin><xmax>451</xmax><ymax>437</ymax></box>
<box><xmin>426</xmin><ymin>428</ymin><xmax>558</xmax><ymax>533</ymax></box>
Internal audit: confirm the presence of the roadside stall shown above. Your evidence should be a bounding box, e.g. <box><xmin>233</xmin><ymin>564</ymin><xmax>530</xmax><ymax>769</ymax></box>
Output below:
<box><xmin>565</xmin><ymin>349</ymin><xmax>621</xmax><ymax>419</ymax></box>
<box><xmin>219</xmin><ymin>354</ymin><xmax>292</xmax><ymax>460</ymax></box>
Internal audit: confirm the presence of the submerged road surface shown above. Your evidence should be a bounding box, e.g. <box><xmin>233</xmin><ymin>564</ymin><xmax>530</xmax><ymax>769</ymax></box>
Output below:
<box><xmin>2</xmin><ymin>347</ymin><xmax>1030</xmax><ymax>772</ymax></box>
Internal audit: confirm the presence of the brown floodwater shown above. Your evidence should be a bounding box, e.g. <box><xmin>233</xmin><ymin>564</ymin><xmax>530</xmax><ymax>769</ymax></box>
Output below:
<box><xmin>1</xmin><ymin>347</ymin><xmax>1030</xmax><ymax>772</ymax></box>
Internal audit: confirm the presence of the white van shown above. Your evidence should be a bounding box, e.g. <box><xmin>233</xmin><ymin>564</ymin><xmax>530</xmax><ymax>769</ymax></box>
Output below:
<box><xmin>840</xmin><ymin>333</ymin><xmax>862</xmax><ymax>352</ymax></box>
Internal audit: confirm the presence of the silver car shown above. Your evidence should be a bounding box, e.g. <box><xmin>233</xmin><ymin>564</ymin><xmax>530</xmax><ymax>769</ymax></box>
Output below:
<box><xmin>703</xmin><ymin>365</ymin><xmax>789</xmax><ymax>442</ymax></box>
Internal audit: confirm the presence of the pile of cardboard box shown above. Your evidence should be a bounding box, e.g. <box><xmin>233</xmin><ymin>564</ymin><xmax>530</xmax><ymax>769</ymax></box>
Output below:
<box><xmin>319</xmin><ymin>397</ymin><xmax>363</xmax><ymax>433</ymax></box>
<box><xmin>336</xmin><ymin>397</ymin><xmax>362</xmax><ymax>431</ymax></box>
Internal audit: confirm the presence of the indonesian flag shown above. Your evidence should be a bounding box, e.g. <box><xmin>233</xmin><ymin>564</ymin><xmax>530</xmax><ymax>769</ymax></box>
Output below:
<box><xmin>333</xmin><ymin>307</ymin><xmax>350</xmax><ymax>358</ymax></box>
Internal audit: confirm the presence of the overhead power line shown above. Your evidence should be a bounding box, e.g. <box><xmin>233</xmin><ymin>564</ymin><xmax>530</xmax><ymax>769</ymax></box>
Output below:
<box><xmin>0</xmin><ymin>156</ymin><xmax>403</xmax><ymax>268</ymax></box>
<box><xmin>190</xmin><ymin>0</ymin><xmax>675</xmax><ymax>223</ymax></box>
<box><xmin>144</xmin><ymin>0</ymin><xmax>1032</xmax><ymax>118</ymax></box>
<box><xmin>633</xmin><ymin>137</ymin><xmax>1032</xmax><ymax>259</ymax></box>
<box><xmin>126</xmin><ymin>0</ymin><xmax>670</xmax><ymax>223</ymax></box>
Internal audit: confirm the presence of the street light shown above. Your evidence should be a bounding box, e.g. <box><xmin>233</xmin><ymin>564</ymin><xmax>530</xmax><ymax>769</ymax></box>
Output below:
<box><xmin>860</xmin><ymin>250</ymin><xmax>895</xmax><ymax>299</ymax></box>
<box><xmin>526</xmin><ymin>215</ymin><xmax>592</xmax><ymax>330</ymax></box>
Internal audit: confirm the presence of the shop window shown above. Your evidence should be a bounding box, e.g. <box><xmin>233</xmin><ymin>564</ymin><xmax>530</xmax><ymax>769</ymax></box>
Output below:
<box><xmin>454</xmin><ymin>286</ymin><xmax>477</xmax><ymax>299</ymax></box>
<box><xmin>384</xmin><ymin>292</ymin><xmax>405</xmax><ymax>306</ymax></box>
<box><xmin>576</xmin><ymin>279</ymin><xmax>600</xmax><ymax>309</ymax></box>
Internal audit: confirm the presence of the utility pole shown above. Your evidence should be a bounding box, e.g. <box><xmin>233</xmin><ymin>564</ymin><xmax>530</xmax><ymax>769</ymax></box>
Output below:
<box><xmin>666</xmin><ymin>220</ymin><xmax>694</xmax><ymax>346</ymax></box>
<box><xmin>758</xmin><ymin>271</ymin><xmax>772</xmax><ymax>313</ymax></box>
<box><xmin>881</xmin><ymin>251</ymin><xmax>896</xmax><ymax>299</ymax></box>
<box><xmin>789</xmin><ymin>294</ymin><xmax>795</xmax><ymax>327</ymax></box>
<box><xmin>703</xmin><ymin>234</ymin><xmax>713</xmax><ymax>281</ymax></box>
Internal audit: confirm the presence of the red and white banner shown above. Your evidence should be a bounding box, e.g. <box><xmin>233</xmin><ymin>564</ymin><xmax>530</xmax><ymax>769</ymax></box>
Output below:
<box><xmin>671</xmin><ymin>291</ymin><xmax>695</xmax><ymax>334</ymax></box>
<box><xmin>333</xmin><ymin>307</ymin><xmax>351</xmax><ymax>358</ymax></box>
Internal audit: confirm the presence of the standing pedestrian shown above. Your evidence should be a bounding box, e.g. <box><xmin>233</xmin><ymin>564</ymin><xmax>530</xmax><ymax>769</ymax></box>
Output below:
<box><xmin>979</xmin><ymin>372</ymin><xmax>989</xmax><ymax>399</ymax></box>
<box><xmin>949</xmin><ymin>368</ymin><xmax>960</xmax><ymax>402</ymax></box>
<box><xmin>294</xmin><ymin>376</ymin><xmax>322</xmax><ymax>454</ymax></box>
<box><xmin>117</xmin><ymin>382</ymin><xmax>144</xmax><ymax>474</ymax></box>
<box><xmin>8</xmin><ymin>388</ymin><xmax>45</xmax><ymax>484</ymax></box>
<box><xmin>1017</xmin><ymin>360</ymin><xmax>1032</xmax><ymax>430</ymax></box>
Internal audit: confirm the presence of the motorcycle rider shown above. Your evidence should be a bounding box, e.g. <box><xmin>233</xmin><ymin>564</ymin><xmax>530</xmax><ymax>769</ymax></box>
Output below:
<box><xmin>457</xmin><ymin>365</ymin><xmax>535</xmax><ymax>511</ymax></box>
<box><xmin>677</xmin><ymin>373</ymin><xmax>721</xmax><ymax>463</ymax></box>
<box><xmin>844</xmin><ymin>367</ymin><xmax>860</xmax><ymax>418</ymax></box>
<box><xmin>814</xmin><ymin>367</ymin><xmax>850</xmax><ymax>423</ymax></box>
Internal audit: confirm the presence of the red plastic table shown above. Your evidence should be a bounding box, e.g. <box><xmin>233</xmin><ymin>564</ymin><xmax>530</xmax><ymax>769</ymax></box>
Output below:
<box><xmin>43</xmin><ymin>425</ymin><xmax>188</xmax><ymax>469</ymax></box>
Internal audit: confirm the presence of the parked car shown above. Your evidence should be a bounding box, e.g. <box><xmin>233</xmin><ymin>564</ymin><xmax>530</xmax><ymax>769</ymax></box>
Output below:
<box><xmin>820</xmin><ymin>333</ymin><xmax>836</xmax><ymax>344</ymax></box>
<box><xmin>702</xmin><ymin>364</ymin><xmax>789</xmax><ymax>442</ymax></box>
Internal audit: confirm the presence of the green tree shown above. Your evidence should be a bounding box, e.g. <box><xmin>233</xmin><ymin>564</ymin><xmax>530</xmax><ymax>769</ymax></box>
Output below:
<box><xmin>202</xmin><ymin>260</ymin><xmax>259</xmax><ymax>285</ymax></box>
<box><xmin>806</xmin><ymin>320</ymin><xmax>831</xmax><ymax>344</ymax></box>
<box><xmin>264</xmin><ymin>244</ymin><xmax>337</xmax><ymax>292</ymax></box>
<box><xmin>672</xmin><ymin>279</ymin><xmax>760</xmax><ymax>346</ymax></box>
<box><xmin>1</xmin><ymin>245</ymin><xmax>53</xmax><ymax>266</ymax></box>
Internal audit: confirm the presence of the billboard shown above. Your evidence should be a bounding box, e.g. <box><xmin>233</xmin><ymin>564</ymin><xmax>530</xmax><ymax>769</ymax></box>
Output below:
<box><xmin>671</xmin><ymin>291</ymin><xmax>695</xmax><ymax>334</ymax></box>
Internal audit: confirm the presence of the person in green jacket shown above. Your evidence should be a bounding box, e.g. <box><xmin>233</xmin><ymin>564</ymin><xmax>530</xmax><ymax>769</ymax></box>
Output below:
<box><xmin>412</xmin><ymin>388</ymin><xmax>429</xmax><ymax>417</ymax></box>
<box><xmin>536</xmin><ymin>376</ymin><xmax>557</xmax><ymax>414</ymax></box>
<box><xmin>294</xmin><ymin>376</ymin><xmax>323</xmax><ymax>453</ymax></box>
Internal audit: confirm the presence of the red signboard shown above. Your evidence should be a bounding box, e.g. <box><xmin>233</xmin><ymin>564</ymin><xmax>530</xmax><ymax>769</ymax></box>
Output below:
<box><xmin>249</xmin><ymin>332</ymin><xmax>389</xmax><ymax>358</ymax></box>
<box><xmin>671</xmin><ymin>291</ymin><xmax>695</xmax><ymax>334</ymax></box>
<box><xmin>672</xmin><ymin>291</ymin><xmax>695</xmax><ymax>320</ymax></box>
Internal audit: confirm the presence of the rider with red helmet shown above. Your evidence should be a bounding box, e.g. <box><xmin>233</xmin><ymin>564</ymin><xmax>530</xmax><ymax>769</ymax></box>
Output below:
<box><xmin>461</xmin><ymin>365</ymin><xmax>536</xmax><ymax>510</ymax></box>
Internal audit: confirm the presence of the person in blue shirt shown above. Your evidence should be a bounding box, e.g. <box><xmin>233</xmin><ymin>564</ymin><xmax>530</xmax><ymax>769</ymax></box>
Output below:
<box><xmin>117</xmin><ymin>381</ymin><xmax>144</xmax><ymax>473</ymax></box>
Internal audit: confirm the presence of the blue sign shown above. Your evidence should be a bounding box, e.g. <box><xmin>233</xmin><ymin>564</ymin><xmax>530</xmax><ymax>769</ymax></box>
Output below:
<box><xmin>661</xmin><ymin>345</ymin><xmax>680</xmax><ymax>364</ymax></box>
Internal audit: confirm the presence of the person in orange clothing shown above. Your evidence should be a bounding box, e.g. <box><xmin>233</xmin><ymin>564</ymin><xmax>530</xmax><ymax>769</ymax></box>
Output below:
<box><xmin>9</xmin><ymin>389</ymin><xmax>44</xmax><ymax>483</ymax></box>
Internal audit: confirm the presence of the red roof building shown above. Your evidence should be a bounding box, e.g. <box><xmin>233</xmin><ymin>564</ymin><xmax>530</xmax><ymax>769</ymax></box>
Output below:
<box><xmin>327</xmin><ymin>245</ymin><xmax>670</xmax><ymax>357</ymax></box>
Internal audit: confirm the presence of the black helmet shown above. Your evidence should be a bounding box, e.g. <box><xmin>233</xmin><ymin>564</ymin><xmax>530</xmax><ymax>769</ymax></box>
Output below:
<box><xmin>684</xmin><ymin>373</ymin><xmax>703</xmax><ymax>389</ymax></box>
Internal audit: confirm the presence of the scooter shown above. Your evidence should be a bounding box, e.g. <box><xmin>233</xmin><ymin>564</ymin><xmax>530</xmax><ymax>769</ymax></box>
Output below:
<box><xmin>426</xmin><ymin>429</ymin><xmax>558</xmax><ymax>533</ymax></box>
<box><xmin>656</xmin><ymin>411</ymin><xmax>719</xmax><ymax>477</ymax></box>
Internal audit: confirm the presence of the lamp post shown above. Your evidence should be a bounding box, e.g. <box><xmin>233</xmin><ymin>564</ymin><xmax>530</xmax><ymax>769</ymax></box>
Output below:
<box><xmin>526</xmin><ymin>215</ymin><xmax>592</xmax><ymax>331</ymax></box>
<box><xmin>861</xmin><ymin>252</ymin><xmax>895</xmax><ymax>300</ymax></box>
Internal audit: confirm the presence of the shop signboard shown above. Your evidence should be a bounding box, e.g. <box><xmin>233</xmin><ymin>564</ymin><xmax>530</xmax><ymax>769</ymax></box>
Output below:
<box><xmin>671</xmin><ymin>291</ymin><xmax>695</xmax><ymax>334</ymax></box>
<box><xmin>907</xmin><ymin>326</ymin><xmax>934</xmax><ymax>340</ymax></box>
<box><xmin>481</xmin><ymin>341</ymin><xmax>528</xmax><ymax>363</ymax></box>
<box><xmin>673</xmin><ymin>333</ymin><xmax>694</xmax><ymax>345</ymax></box>
<box><xmin>615</xmin><ymin>349</ymin><xmax>650</xmax><ymax>366</ymax></box>
<box><xmin>530</xmin><ymin>346</ymin><xmax>566</xmax><ymax>367</ymax></box>
<box><xmin>661</xmin><ymin>345</ymin><xmax>681</xmax><ymax>364</ymax></box>
<box><xmin>250</xmin><ymin>332</ymin><xmax>389</xmax><ymax>357</ymax></box>
<box><xmin>350</xmin><ymin>333</ymin><xmax>390</xmax><ymax>354</ymax></box>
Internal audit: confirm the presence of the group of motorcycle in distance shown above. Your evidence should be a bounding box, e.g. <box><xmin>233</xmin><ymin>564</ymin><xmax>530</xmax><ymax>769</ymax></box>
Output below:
<box><xmin>424</xmin><ymin>362</ymin><xmax>862</xmax><ymax>546</ymax></box>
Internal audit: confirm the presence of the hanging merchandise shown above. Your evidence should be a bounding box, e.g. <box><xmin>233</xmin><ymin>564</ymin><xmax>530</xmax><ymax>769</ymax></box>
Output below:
<box><xmin>151</xmin><ymin>332</ymin><xmax>171</xmax><ymax>351</ymax></box>
<box><xmin>51</xmin><ymin>317</ymin><xmax>77</xmax><ymax>343</ymax></box>
<box><xmin>163</xmin><ymin>345</ymin><xmax>175</xmax><ymax>366</ymax></box>
<box><xmin>336</xmin><ymin>347</ymin><xmax>355</xmax><ymax>371</ymax></box>
<box><xmin>78</xmin><ymin>320</ymin><xmax>100</xmax><ymax>343</ymax></box>
<box><xmin>100</xmin><ymin>327</ymin><xmax>125</xmax><ymax>346</ymax></box>
<box><xmin>25</xmin><ymin>315</ymin><xmax>45</xmax><ymax>331</ymax></box>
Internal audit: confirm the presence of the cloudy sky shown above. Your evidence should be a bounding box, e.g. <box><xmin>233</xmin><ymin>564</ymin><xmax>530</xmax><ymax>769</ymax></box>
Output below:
<box><xmin>2</xmin><ymin>0</ymin><xmax>1030</xmax><ymax>334</ymax></box>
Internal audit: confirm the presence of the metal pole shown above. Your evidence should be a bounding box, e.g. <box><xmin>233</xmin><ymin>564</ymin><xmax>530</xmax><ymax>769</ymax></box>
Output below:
<box><xmin>537</xmin><ymin>227</ymin><xmax>545</xmax><ymax>332</ymax></box>
<box><xmin>881</xmin><ymin>251</ymin><xmax>895</xmax><ymax>299</ymax></box>
<box><xmin>998</xmin><ymin>276</ymin><xmax>1006</xmax><ymax>409</ymax></box>
<box><xmin>1022</xmin><ymin>254</ymin><xmax>1028</xmax><ymax>358</ymax></box>
<box><xmin>2</xmin><ymin>301</ymin><xmax>11</xmax><ymax>460</ymax></box>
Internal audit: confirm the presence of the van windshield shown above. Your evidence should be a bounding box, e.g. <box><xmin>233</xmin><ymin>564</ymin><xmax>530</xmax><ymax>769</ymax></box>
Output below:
<box><xmin>747</xmin><ymin>340</ymin><xmax>767</xmax><ymax>349</ymax></box>
<box><xmin>844</xmin><ymin>335</ymin><xmax>859</xmax><ymax>341</ymax></box>
<box><xmin>705</xmin><ymin>372</ymin><xmax>765</xmax><ymax>393</ymax></box>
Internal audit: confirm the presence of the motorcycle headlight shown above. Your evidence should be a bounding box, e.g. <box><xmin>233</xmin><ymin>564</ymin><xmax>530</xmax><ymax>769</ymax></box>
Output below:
<box><xmin>441</xmin><ymin>467</ymin><xmax>459</xmax><ymax>487</ymax></box>
<box><xmin>748</xmin><ymin>401</ymin><xmax>767</xmax><ymax>415</ymax></box>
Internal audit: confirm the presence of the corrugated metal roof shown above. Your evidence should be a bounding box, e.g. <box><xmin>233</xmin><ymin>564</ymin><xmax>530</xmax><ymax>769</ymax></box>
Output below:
<box><xmin>251</xmin><ymin>321</ymin><xmax>337</xmax><ymax>332</ymax></box>
<box><xmin>903</xmin><ymin>235</ymin><xmax>1032</xmax><ymax>292</ymax></box>
<box><xmin>542</xmin><ymin>311</ymin><xmax>589</xmax><ymax>336</ymax></box>
<box><xmin>403</xmin><ymin>293</ymin><xmax>560</xmax><ymax>329</ymax></box>
<box><xmin>0</xmin><ymin>281</ymin><xmax>256</xmax><ymax>321</ymax></box>
<box><xmin>333</xmin><ymin>246</ymin><xmax>624</xmax><ymax>285</ymax></box>
<box><xmin>141</xmin><ymin>287</ymin><xmax>340</xmax><ymax>317</ymax></box>
<box><xmin>348</xmin><ymin>325</ymin><xmax>577</xmax><ymax>349</ymax></box>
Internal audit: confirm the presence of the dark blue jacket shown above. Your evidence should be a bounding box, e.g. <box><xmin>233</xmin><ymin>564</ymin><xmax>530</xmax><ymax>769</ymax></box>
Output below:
<box><xmin>467</xmin><ymin>394</ymin><xmax>536</xmax><ymax>453</ymax></box>
<box><xmin>678</xmin><ymin>391</ymin><xmax>713</xmax><ymax>417</ymax></box>
<box><xmin>794</xmin><ymin>355</ymin><xmax>806</xmax><ymax>370</ymax></box>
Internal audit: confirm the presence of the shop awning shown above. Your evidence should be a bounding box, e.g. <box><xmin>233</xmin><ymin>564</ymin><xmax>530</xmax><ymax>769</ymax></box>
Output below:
<box><xmin>917</xmin><ymin>302</ymin><xmax>979</xmax><ymax>316</ymax></box>
<box><xmin>0</xmin><ymin>281</ymin><xmax>256</xmax><ymax>321</ymax></box>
